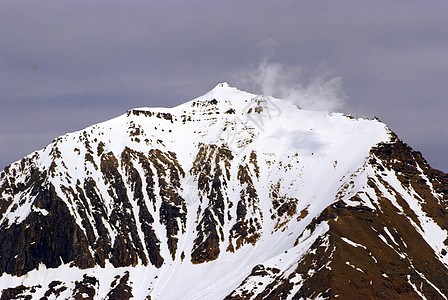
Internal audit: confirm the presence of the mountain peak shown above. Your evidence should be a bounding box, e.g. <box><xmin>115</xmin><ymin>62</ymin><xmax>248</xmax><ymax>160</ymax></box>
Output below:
<box><xmin>181</xmin><ymin>82</ymin><xmax>290</xmax><ymax>118</ymax></box>
<box><xmin>213</xmin><ymin>82</ymin><xmax>231</xmax><ymax>89</ymax></box>
<box><xmin>200</xmin><ymin>81</ymin><xmax>246</xmax><ymax>100</ymax></box>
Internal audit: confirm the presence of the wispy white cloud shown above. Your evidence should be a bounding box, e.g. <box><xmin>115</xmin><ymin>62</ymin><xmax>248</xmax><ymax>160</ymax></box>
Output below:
<box><xmin>233</xmin><ymin>58</ymin><xmax>346</xmax><ymax>112</ymax></box>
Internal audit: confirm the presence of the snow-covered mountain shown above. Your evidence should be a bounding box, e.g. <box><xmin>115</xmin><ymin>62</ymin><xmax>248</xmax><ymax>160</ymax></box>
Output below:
<box><xmin>1</xmin><ymin>83</ymin><xmax>448</xmax><ymax>299</ymax></box>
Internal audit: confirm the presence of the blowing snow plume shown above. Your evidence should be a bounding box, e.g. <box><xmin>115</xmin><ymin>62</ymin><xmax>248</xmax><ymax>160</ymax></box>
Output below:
<box><xmin>233</xmin><ymin>58</ymin><xmax>346</xmax><ymax>111</ymax></box>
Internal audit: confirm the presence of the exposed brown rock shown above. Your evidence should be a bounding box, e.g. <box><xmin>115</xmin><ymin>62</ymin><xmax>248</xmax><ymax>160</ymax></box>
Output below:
<box><xmin>72</xmin><ymin>274</ymin><xmax>98</xmax><ymax>300</ymax></box>
<box><xmin>147</xmin><ymin>148</ymin><xmax>187</xmax><ymax>260</ymax></box>
<box><xmin>191</xmin><ymin>143</ymin><xmax>233</xmax><ymax>264</ymax></box>
<box><xmin>105</xmin><ymin>271</ymin><xmax>133</xmax><ymax>300</ymax></box>
<box><xmin>0</xmin><ymin>284</ymin><xmax>36</xmax><ymax>300</ymax></box>
<box><xmin>101</xmin><ymin>151</ymin><xmax>145</xmax><ymax>267</ymax></box>
<box><xmin>0</xmin><ymin>183</ymin><xmax>95</xmax><ymax>276</ymax></box>
<box><xmin>228</xmin><ymin>163</ymin><xmax>262</xmax><ymax>251</ymax></box>
<box><xmin>43</xmin><ymin>281</ymin><xmax>67</xmax><ymax>298</ymax></box>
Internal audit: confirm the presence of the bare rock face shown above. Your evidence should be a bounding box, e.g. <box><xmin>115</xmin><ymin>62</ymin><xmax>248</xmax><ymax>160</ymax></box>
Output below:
<box><xmin>105</xmin><ymin>272</ymin><xmax>133</xmax><ymax>300</ymax></box>
<box><xmin>1</xmin><ymin>83</ymin><xmax>448</xmax><ymax>299</ymax></box>
<box><xmin>0</xmin><ymin>180</ymin><xmax>95</xmax><ymax>276</ymax></box>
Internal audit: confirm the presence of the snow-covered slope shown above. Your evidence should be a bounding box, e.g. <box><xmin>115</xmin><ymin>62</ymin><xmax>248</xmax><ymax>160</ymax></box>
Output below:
<box><xmin>1</xmin><ymin>83</ymin><xmax>448</xmax><ymax>299</ymax></box>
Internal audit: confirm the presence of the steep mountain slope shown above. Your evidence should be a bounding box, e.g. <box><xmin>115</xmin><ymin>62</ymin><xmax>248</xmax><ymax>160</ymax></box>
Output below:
<box><xmin>1</xmin><ymin>83</ymin><xmax>447</xmax><ymax>299</ymax></box>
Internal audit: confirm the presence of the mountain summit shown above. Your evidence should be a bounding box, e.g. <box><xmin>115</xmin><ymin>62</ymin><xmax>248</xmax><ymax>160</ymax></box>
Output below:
<box><xmin>1</xmin><ymin>84</ymin><xmax>448</xmax><ymax>299</ymax></box>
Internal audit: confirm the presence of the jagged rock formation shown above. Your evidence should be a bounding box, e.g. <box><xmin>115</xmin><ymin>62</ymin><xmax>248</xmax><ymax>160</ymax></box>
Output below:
<box><xmin>1</xmin><ymin>83</ymin><xmax>447</xmax><ymax>299</ymax></box>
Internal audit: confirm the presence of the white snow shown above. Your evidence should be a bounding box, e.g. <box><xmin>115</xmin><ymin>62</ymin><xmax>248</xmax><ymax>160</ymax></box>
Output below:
<box><xmin>341</xmin><ymin>237</ymin><xmax>367</xmax><ymax>249</ymax></box>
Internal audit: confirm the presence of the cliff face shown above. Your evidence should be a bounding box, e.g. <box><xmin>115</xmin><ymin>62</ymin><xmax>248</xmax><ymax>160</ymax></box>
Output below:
<box><xmin>1</xmin><ymin>83</ymin><xmax>447</xmax><ymax>299</ymax></box>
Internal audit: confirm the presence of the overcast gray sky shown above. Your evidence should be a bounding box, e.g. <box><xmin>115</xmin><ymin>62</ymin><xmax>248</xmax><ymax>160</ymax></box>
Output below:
<box><xmin>1</xmin><ymin>0</ymin><xmax>447</xmax><ymax>172</ymax></box>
